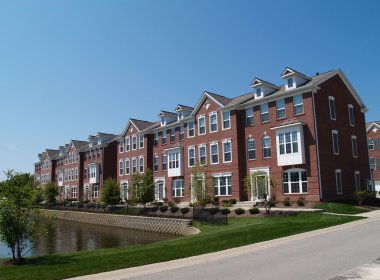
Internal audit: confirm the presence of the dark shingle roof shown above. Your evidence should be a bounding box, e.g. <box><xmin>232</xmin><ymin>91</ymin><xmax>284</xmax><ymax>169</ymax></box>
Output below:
<box><xmin>46</xmin><ymin>149</ymin><xmax>59</xmax><ymax>158</ymax></box>
<box><xmin>130</xmin><ymin>119</ymin><xmax>157</xmax><ymax>132</ymax></box>
<box><xmin>71</xmin><ymin>140</ymin><xmax>89</xmax><ymax>150</ymax></box>
<box><xmin>227</xmin><ymin>92</ymin><xmax>255</xmax><ymax>106</ymax></box>
<box><xmin>206</xmin><ymin>91</ymin><xmax>232</xmax><ymax>106</ymax></box>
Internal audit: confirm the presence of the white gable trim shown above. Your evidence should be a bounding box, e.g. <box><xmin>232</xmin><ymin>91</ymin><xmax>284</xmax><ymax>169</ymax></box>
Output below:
<box><xmin>367</xmin><ymin>122</ymin><xmax>380</xmax><ymax>133</ymax></box>
<box><xmin>191</xmin><ymin>92</ymin><xmax>224</xmax><ymax>116</ymax></box>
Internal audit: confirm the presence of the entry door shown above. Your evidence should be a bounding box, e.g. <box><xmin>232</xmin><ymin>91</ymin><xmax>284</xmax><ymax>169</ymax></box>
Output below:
<box><xmin>157</xmin><ymin>182</ymin><xmax>164</xmax><ymax>201</ymax></box>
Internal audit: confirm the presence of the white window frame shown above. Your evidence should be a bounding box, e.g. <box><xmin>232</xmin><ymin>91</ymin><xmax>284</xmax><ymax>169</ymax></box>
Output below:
<box><xmin>279</xmin><ymin>131</ymin><xmax>299</xmax><ymax>155</ymax></box>
<box><xmin>154</xmin><ymin>156</ymin><xmax>159</xmax><ymax>172</ymax></box>
<box><xmin>132</xmin><ymin>135</ymin><xmax>137</xmax><ymax>150</ymax></box>
<box><xmin>293</xmin><ymin>94</ymin><xmax>304</xmax><ymax>115</ymax></box>
<box><xmin>188</xmin><ymin>146</ymin><xmax>196</xmax><ymax>167</ymax></box>
<box><xmin>188</xmin><ymin>121</ymin><xmax>195</xmax><ymax>138</ymax></box>
<box><xmin>368</xmin><ymin>138</ymin><xmax>374</xmax><ymax>150</ymax></box>
<box><xmin>93</xmin><ymin>185</ymin><xmax>99</xmax><ymax>198</ymax></box>
<box><xmin>348</xmin><ymin>104</ymin><xmax>355</xmax><ymax>126</ymax></box>
<box><xmin>125</xmin><ymin>137</ymin><xmax>130</xmax><ymax>151</ymax></box>
<box><xmin>351</xmin><ymin>135</ymin><xmax>358</xmax><ymax>158</ymax></box>
<box><xmin>332</xmin><ymin>130</ymin><xmax>339</xmax><ymax>155</ymax></box>
<box><xmin>329</xmin><ymin>96</ymin><xmax>336</xmax><ymax>120</ymax></box>
<box><xmin>354</xmin><ymin>171</ymin><xmax>360</xmax><ymax>192</ymax></box>
<box><xmin>247</xmin><ymin>138</ymin><xmax>256</xmax><ymax>160</ymax></box>
<box><xmin>287</xmin><ymin>78</ymin><xmax>294</xmax><ymax>89</ymax></box>
<box><xmin>199</xmin><ymin>144</ymin><xmax>207</xmax><ymax>166</ymax></box>
<box><xmin>262</xmin><ymin>136</ymin><xmax>271</xmax><ymax>158</ymax></box>
<box><xmin>213</xmin><ymin>174</ymin><xmax>232</xmax><ymax>196</ymax></box>
<box><xmin>222</xmin><ymin>111</ymin><xmax>231</xmax><ymax>130</ymax></box>
<box><xmin>162</xmin><ymin>130</ymin><xmax>167</xmax><ymax>145</ymax></box>
<box><xmin>125</xmin><ymin>158</ymin><xmax>130</xmax><ymax>175</ymax></box>
<box><xmin>170</xmin><ymin>128</ymin><xmax>176</xmax><ymax>143</ymax></box>
<box><xmin>246</xmin><ymin>107</ymin><xmax>254</xmax><ymax>126</ymax></box>
<box><xmin>172</xmin><ymin>179</ymin><xmax>185</xmax><ymax>197</ymax></box>
<box><xmin>335</xmin><ymin>169</ymin><xmax>343</xmax><ymax>194</ymax></box>
<box><xmin>179</xmin><ymin>125</ymin><xmax>185</xmax><ymax>141</ymax></box>
<box><xmin>162</xmin><ymin>154</ymin><xmax>167</xmax><ymax>171</ymax></box>
<box><xmin>154</xmin><ymin>132</ymin><xmax>158</xmax><ymax>146</ymax></box>
<box><xmin>276</xmin><ymin>99</ymin><xmax>286</xmax><ymax>119</ymax></box>
<box><xmin>132</xmin><ymin>157</ymin><xmax>137</xmax><ymax>174</ymax></box>
<box><xmin>139</xmin><ymin>134</ymin><xmax>144</xmax><ymax>149</ymax></box>
<box><xmin>222</xmin><ymin>139</ymin><xmax>232</xmax><ymax>163</ymax></box>
<box><xmin>71</xmin><ymin>186</ymin><xmax>77</xmax><ymax>199</ymax></box>
<box><xmin>283</xmin><ymin>169</ymin><xmax>308</xmax><ymax>194</ymax></box>
<box><xmin>119</xmin><ymin>160</ymin><xmax>124</xmax><ymax>176</ymax></box>
<box><xmin>119</xmin><ymin>139</ymin><xmax>124</xmax><ymax>153</ymax></box>
<box><xmin>168</xmin><ymin>152</ymin><xmax>179</xmax><ymax>169</ymax></box>
<box><xmin>198</xmin><ymin>115</ymin><xmax>206</xmax><ymax>135</ymax></box>
<box><xmin>209</xmin><ymin>112</ymin><xmax>218</xmax><ymax>133</ymax></box>
<box><xmin>210</xmin><ymin>142</ymin><xmax>219</xmax><ymax>165</ymax></box>
<box><xmin>260</xmin><ymin>103</ymin><xmax>269</xmax><ymax>123</ymax></box>
<box><xmin>139</xmin><ymin>156</ymin><xmax>144</xmax><ymax>173</ymax></box>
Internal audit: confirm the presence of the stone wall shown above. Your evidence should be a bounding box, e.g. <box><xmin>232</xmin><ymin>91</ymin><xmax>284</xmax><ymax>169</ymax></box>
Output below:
<box><xmin>41</xmin><ymin>210</ymin><xmax>198</xmax><ymax>236</ymax></box>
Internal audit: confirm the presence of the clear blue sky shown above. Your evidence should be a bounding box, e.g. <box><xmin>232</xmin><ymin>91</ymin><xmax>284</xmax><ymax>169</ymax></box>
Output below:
<box><xmin>0</xmin><ymin>0</ymin><xmax>379</xmax><ymax>181</ymax></box>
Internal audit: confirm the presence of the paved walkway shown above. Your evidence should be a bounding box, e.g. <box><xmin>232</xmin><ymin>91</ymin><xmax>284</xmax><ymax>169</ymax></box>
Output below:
<box><xmin>66</xmin><ymin>210</ymin><xmax>380</xmax><ymax>280</ymax></box>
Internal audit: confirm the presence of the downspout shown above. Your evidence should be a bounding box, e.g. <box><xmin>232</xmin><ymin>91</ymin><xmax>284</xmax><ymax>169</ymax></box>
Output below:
<box><xmin>312</xmin><ymin>91</ymin><xmax>323</xmax><ymax>201</ymax></box>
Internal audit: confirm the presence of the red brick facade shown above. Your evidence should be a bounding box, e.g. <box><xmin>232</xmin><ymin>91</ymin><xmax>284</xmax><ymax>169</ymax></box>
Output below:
<box><xmin>367</xmin><ymin>122</ymin><xmax>380</xmax><ymax>192</ymax></box>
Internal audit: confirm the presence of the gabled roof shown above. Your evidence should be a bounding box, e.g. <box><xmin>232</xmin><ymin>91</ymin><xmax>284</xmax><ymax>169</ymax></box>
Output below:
<box><xmin>226</xmin><ymin>92</ymin><xmax>255</xmax><ymax>107</ymax></box>
<box><xmin>250</xmin><ymin>78</ymin><xmax>280</xmax><ymax>89</ymax></box>
<box><xmin>158</xmin><ymin>111</ymin><xmax>177</xmax><ymax>119</ymax></box>
<box><xmin>281</xmin><ymin>67</ymin><xmax>312</xmax><ymax>81</ymax></box>
<box><xmin>366</xmin><ymin>121</ymin><xmax>380</xmax><ymax>133</ymax></box>
<box><xmin>71</xmin><ymin>140</ymin><xmax>89</xmax><ymax>150</ymax></box>
<box><xmin>45</xmin><ymin>149</ymin><xmax>59</xmax><ymax>159</ymax></box>
<box><xmin>191</xmin><ymin>91</ymin><xmax>232</xmax><ymax>116</ymax></box>
<box><xmin>175</xmin><ymin>104</ymin><xmax>194</xmax><ymax>112</ymax></box>
<box><xmin>121</xmin><ymin>118</ymin><xmax>157</xmax><ymax>136</ymax></box>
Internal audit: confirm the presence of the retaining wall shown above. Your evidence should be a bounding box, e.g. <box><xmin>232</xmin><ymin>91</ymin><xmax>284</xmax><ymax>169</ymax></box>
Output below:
<box><xmin>41</xmin><ymin>210</ymin><xmax>198</xmax><ymax>236</ymax></box>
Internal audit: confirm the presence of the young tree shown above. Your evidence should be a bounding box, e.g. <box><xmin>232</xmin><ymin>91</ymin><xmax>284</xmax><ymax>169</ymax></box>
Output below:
<box><xmin>190</xmin><ymin>164</ymin><xmax>211</xmax><ymax>206</ymax></box>
<box><xmin>101</xmin><ymin>178</ymin><xmax>121</xmax><ymax>205</ymax></box>
<box><xmin>43</xmin><ymin>182</ymin><xmax>59</xmax><ymax>204</ymax></box>
<box><xmin>0</xmin><ymin>171</ymin><xmax>41</xmax><ymax>264</ymax></box>
<box><xmin>130</xmin><ymin>169</ymin><xmax>155</xmax><ymax>206</ymax></box>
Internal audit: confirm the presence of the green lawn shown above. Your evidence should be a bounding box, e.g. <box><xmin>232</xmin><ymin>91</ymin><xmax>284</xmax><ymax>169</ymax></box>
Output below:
<box><xmin>0</xmin><ymin>213</ymin><xmax>363</xmax><ymax>280</ymax></box>
<box><xmin>314</xmin><ymin>202</ymin><xmax>370</xmax><ymax>214</ymax></box>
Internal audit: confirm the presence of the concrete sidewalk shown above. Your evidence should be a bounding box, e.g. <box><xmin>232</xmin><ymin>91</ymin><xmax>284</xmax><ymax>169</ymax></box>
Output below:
<box><xmin>65</xmin><ymin>209</ymin><xmax>380</xmax><ymax>280</ymax></box>
<box><xmin>329</xmin><ymin>258</ymin><xmax>380</xmax><ymax>280</ymax></box>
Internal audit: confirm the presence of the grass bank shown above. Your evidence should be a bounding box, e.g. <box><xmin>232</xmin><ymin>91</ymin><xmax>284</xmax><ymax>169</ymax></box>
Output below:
<box><xmin>314</xmin><ymin>202</ymin><xmax>370</xmax><ymax>214</ymax></box>
<box><xmin>0</xmin><ymin>213</ymin><xmax>362</xmax><ymax>280</ymax></box>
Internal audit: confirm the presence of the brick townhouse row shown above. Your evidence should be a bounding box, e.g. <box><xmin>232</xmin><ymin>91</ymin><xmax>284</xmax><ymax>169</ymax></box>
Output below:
<box><xmin>34</xmin><ymin>67</ymin><xmax>372</xmax><ymax>203</ymax></box>
<box><xmin>367</xmin><ymin>121</ymin><xmax>380</xmax><ymax>193</ymax></box>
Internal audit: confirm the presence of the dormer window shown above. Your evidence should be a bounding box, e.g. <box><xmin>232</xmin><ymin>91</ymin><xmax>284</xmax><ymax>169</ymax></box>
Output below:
<box><xmin>178</xmin><ymin>112</ymin><xmax>183</xmax><ymax>120</ymax></box>
<box><xmin>161</xmin><ymin>118</ymin><xmax>166</xmax><ymax>126</ymax></box>
<box><xmin>287</xmin><ymin>78</ymin><xmax>294</xmax><ymax>89</ymax></box>
<box><xmin>256</xmin><ymin>88</ymin><xmax>262</xmax><ymax>98</ymax></box>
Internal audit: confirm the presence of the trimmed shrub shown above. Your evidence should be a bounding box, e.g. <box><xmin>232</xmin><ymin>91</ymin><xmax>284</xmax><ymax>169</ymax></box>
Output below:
<box><xmin>221</xmin><ymin>208</ymin><xmax>231</xmax><ymax>215</ymax></box>
<box><xmin>229</xmin><ymin>198</ymin><xmax>237</xmax><ymax>205</ymax></box>
<box><xmin>180</xmin><ymin>207</ymin><xmax>190</xmax><ymax>215</ymax></box>
<box><xmin>222</xmin><ymin>200</ymin><xmax>232</xmax><ymax>207</ymax></box>
<box><xmin>234</xmin><ymin>208</ymin><xmax>245</xmax><ymax>215</ymax></box>
<box><xmin>283</xmin><ymin>197</ymin><xmax>291</xmax><ymax>207</ymax></box>
<box><xmin>210</xmin><ymin>207</ymin><xmax>219</xmax><ymax>214</ymax></box>
<box><xmin>212</xmin><ymin>197</ymin><xmax>220</xmax><ymax>206</ymax></box>
<box><xmin>151</xmin><ymin>206</ymin><xmax>158</xmax><ymax>212</ymax></box>
<box><xmin>159</xmin><ymin>205</ymin><xmax>168</xmax><ymax>212</ymax></box>
<box><xmin>170</xmin><ymin>206</ymin><xmax>179</xmax><ymax>214</ymax></box>
<box><xmin>297</xmin><ymin>197</ymin><xmax>305</xmax><ymax>206</ymax></box>
<box><xmin>249</xmin><ymin>207</ymin><xmax>260</xmax><ymax>215</ymax></box>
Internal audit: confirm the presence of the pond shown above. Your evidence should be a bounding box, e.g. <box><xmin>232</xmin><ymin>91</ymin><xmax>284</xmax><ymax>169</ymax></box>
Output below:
<box><xmin>0</xmin><ymin>218</ymin><xmax>176</xmax><ymax>259</ymax></box>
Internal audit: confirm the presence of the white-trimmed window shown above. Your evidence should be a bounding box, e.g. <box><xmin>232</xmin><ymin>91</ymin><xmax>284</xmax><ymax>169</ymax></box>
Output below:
<box><xmin>283</xmin><ymin>169</ymin><xmax>308</xmax><ymax>194</ymax></box>
<box><xmin>199</xmin><ymin>145</ymin><xmax>207</xmax><ymax>165</ymax></box>
<box><xmin>276</xmin><ymin>99</ymin><xmax>286</xmax><ymax>119</ymax></box>
<box><xmin>89</xmin><ymin>164</ymin><xmax>96</xmax><ymax>179</ymax></box>
<box><xmin>210</xmin><ymin>142</ymin><xmax>219</xmax><ymax>164</ymax></box>
<box><xmin>72</xmin><ymin>168</ymin><xmax>74</xmax><ymax>181</ymax></box>
<box><xmin>214</xmin><ymin>175</ymin><xmax>232</xmax><ymax>196</ymax></box>
<box><xmin>348</xmin><ymin>104</ymin><xmax>355</xmax><ymax>126</ymax></box>
<box><xmin>172</xmin><ymin>179</ymin><xmax>185</xmax><ymax>197</ymax></box>
<box><xmin>119</xmin><ymin>160</ymin><xmax>124</xmax><ymax>176</ymax></box>
<box><xmin>169</xmin><ymin>152</ymin><xmax>179</xmax><ymax>169</ymax></box>
<box><xmin>351</xmin><ymin>135</ymin><xmax>358</xmax><ymax>158</ymax></box>
<box><xmin>247</xmin><ymin>138</ymin><xmax>256</xmax><ymax>160</ymax></box>
<box><xmin>209</xmin><ymin>112</ymin><xmax>218</xmax><ymax>133</ymax></box>
<box><xmin>188</xmin><ymin>121</ymin><xmax>195</xmax><ymax>137</ymax></box>
<box><xmin>125</xmin><ymin>159</ymin><xmax>130</xmax><ymax>175</ymax></box>
<box><xmin>246</xmin><ymin>108</ymin><xmax>254</xmax><ymax>126</ymax></box>
<box><xmin>154</xmin><ymin>132</ymin><xmax>158</xmax><ymax>146</ymax></box>
<box><xmin>139</xmin><ymin>156</ymin><xmax>144</xmax><ymax>173</ymax></box>
<box><xmin>139</xmin><ymin>134</ymin><xmax>144</xmax><ymax>149</ymax></box>
<box><xmin>132</xmin><ymin>135</ymin><xmax>137</xmax><ymax>150</ymax></box>
<box><xmin>287</xmin><ymin>78</ymin><xmax>294</xmax><ymax>89</ymax></box>
<box><xmin>188</xmin><ymin>147</ymin><xmax>195</xmax><ymax>167</ymax></box>
<box><xmin>329</xmin><ymin>96</ymin><xmax>336</xmax><ymax>120</ymax></box>
<box><xmin>279</xmin><ymin>131</ymin><xmax>298</xmax><ymax>155</ymax></box>
<box><xmin>336</xmin><ymin>169</ymin><xmax>342</xmax><ymax>194</ymax></box>
<box><xmin>222</xmin><ymin>111</ymin><xmax>231</xmax><ymax>130</ymax></box>
<box><xmin>256</xmin><ymin>87</ymin><xmax>262</xmax><ymax>98</ymax></box>
<box><xmin>154</xmin><ymin>156</ymin><xmax>159</xmax><ymax>172</ymax></box>
<box><xmin>223</xmin><ymin>140</ymin><xmax>232</xmax><ymax>163</ymax></box>
<box><xmin>75</xmin><ymin>168</ymin><xmax>78</xmax><ymax>180</ymax></box>
<box><xmin>293</xmin><ymin>94</ymin><xmax>304</xmax><ymax>115</ymax></box>
<box><xmin>162</xmin><ymin>154</ymin><xmax>167</xmax><ymax>171</ymax></box>
<box><xmin>179</xmin><ymin>125</ymin><xmax>185</xmax><ymax>141</ymax></box>
<box><xmin>120</xmin><ymin>139</ymin><xmax>124</xmax><ymax>153</ymax></box>
<box><xmin>132</xmin><ymin>158</ymin><xmax>137</xmax><ymax>174</ymax></box>
<box><xmin>332</xmin><ymin>130</ymin><xmax>339</xmax><ymax>155</ymax></box>
<box><xmin>262</xmin><ymin>136</ymin><xmax>271</xmax><ymax>158</ymax></box>
<box><xmin>125</xmin><ymin>137</ymin><xmax>130</xmax><ymax>151</ymax></box>
<box><xmin>71</xmin><ymin>186</ymin><xmax>77</xmax><ymax>199</ymax></box>
<box><xmin>93</xmin><ymin>185</ymin><xmax>99</xmax><ymax>198</ymax></box>
<box><xmin>198</xmin><ymin>116</ymin><xmax>206</xmax><ymax>135</ymax></box>
<box><xmin>368</xmin><ymin>138</ymin><xmax>374</xmax><ymax>150</ymax></box>
<box><xmin>355</xmin><ymin>171</ymin><xmax>360</xmax><ymax>192</ymax></box>
<box><xmin>370</xmin><ymin>157</ymin><xmax>376</xmax><ymax>169</ymax></box>
<box><xmin>170</xmin><ymin>128</ymin><xmax>176</xmax><ymax>143</ymax></box>
<box><xmin>162</xmin><ymin>130</ymin><xmax>167</xmax><ymax>145</ymax></box>
<box><xmin>260</xmin><ymin>103</ymin><xmax>269</xmax><ymax>123</ymax></box>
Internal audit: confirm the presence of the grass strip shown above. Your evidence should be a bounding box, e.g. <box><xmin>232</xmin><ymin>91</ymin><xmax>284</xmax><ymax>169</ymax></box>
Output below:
<box><xmin>314</xmin><ymin>202</ymin><xmax>370</xmax><ymax>214</ymax></box>
<box><xmin>0</xmin><ymin>213</ymin><xmax>362</xmax><ymax>280</ymax></box>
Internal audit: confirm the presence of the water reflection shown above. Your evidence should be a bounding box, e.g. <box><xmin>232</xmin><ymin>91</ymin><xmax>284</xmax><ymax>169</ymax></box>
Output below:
<box><xmin>0</xmin><ymin>218</ymin><xmax>175</xmax><ymax>259</ymax></box>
